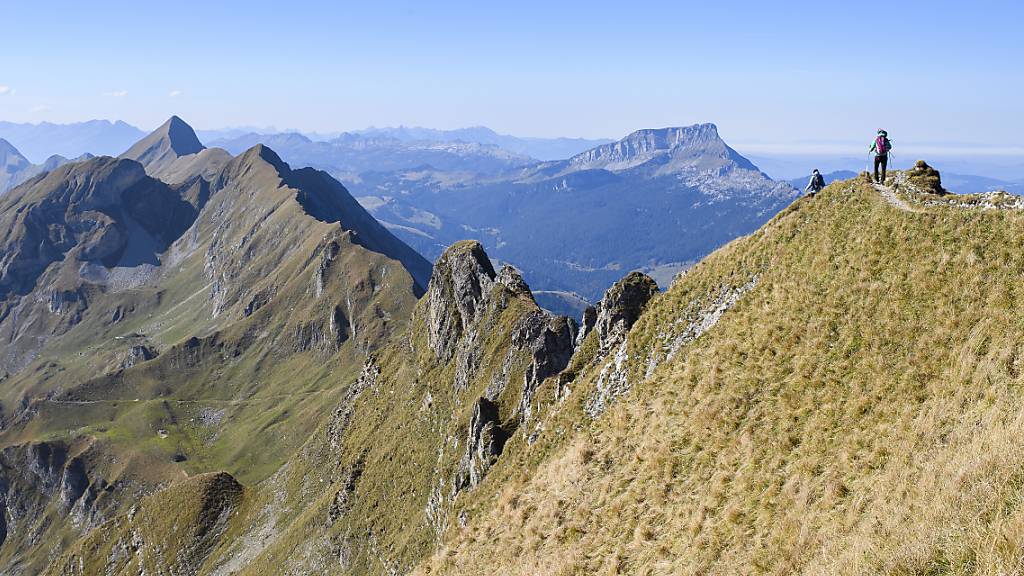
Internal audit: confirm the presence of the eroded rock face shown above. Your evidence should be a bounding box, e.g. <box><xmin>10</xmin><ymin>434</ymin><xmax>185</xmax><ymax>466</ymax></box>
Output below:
<box><xmin>0</xmin><ymin>441</ymin><xmax>107</xmax><ymax>559</ymax></box>
<box><xmin>585</xmin><ymin>271</ymin><xmax>659</xmax><ymax>356</ymax></box>
<box><xmin>576</xmin><ymin>305</ymin><xmax>597</xmax><ymax>348</ymax></box>
<box><xmin>579</xmin><ymin>272</ymin><xmax>659</xmax><ymax>419</ymax></box>
<box><xmin>514</xmin><ymin>311</ymin><xmax>576</xmax><ymax>422</ymax></box>
<box><xmin>456</xmin><ymin>398</ymin><xmax>508</xmax><ymax>491</ymax></box>
<box><xmin>425</xmin><ymin>241</ymin><xmax>496</xmax><ymax>362</ymax></box>
<box><xmin>120</xmin><ymin>344</ymin><xmax>157</xmax><ymax>369</ymax></box>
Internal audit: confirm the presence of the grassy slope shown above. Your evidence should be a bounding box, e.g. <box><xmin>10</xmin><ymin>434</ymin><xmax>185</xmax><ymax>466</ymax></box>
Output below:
<box><xmin>215</xmin><ymin>262</ymin><xmax>550</xmax><ymax>575</ymax></box>
<box><xmin>416</xmin><ymin>176</ymin><xmax>1024</xmax><ymax>575</ymax></box>
<box><xmin>0</xmin><ymin>151</ymin><xmax>425</xmax><ymax>574</ymax></box>
<box><xmin>46</xmin><ymin>241</ymin><xmax>562</xmax><ymax>575</ymax></box>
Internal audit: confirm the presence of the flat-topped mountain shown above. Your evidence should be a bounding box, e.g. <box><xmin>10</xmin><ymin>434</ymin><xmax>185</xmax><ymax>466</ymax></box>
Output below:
<box><xmin>353</xmin><ymin>123</ymin><xmax>798</xmax><ymax>300</ymax></box>
<box><xmin>564</xmin><ymin>124</ymin><xmax>755</xmax><ymax>174</ymax></box>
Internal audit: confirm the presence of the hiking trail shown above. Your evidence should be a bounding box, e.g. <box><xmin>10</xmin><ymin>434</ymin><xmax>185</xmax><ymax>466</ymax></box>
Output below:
<box><xmin>873</xmin><ymin>183</ymin><xmax>918</xmax><ymax>212</ymax></box>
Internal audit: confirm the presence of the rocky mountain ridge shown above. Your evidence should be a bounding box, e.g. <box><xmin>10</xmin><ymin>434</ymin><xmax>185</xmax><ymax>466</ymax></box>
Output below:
<box><xmin>0</xmin><ymin>116</ymin><xmax>433</xmax><ymax>573</ymax></box>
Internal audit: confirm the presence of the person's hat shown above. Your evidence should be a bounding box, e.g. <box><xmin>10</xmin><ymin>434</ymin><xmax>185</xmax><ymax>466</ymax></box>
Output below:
<box><xmin>813</xmin><ymin>169</ymin><xmax>820</xmax><ymax>173</ymax></box>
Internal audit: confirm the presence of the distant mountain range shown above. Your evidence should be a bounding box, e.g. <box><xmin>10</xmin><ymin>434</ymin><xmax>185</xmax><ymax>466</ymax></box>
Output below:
<box><xmin>353</xmin><ymin>125</ymin><xmax>613</xmax><ymax>161</ymax></box>
<box><xmin>6</xmin><ymin>118</ymin><xmax>1022</xmax><ymax>303</ymax></box>
<box><xmin>0</xmin><ymin>137</ymin><xmax>93</xmax><ymax>194</ymax></box>
<box><xmin>208</xmin><ymin>131</ymin><xmax>533</xmax><ymax>178</ymax></box>
<box><xmin>351</xmin><ymin>124</ymin><xmax>799</xmax><ymax>300</ymax></box>
<box><xmin>3</xmin><ymin>117</ymin><xmax>1019</xmax><ymax>574</ymax></box>
<box><xmin>0</xmin><ymin>119</ymin><xmax>801</xmax><ymax>301</ymax></box>
<box><xmin>0</xmin><ymin>120</ymin><xmax>144</xmax><ymax>162</ymax></box>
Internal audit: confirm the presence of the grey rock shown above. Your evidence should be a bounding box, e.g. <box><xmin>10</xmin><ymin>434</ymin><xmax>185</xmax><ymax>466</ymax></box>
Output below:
<box><xmin>424</xmin><ymin>241</ymin><xmax>496</xmax><ymax>362</ymax></box>
<box><xmin>455</xmin><ymin>398</ymin><xmax>507</xmax><ymax>491</ymax></box>
<box><xmin>593</xmin><ymin>272</ymin><xmax>659</xmax><ymax>357</ymax></box>
<box><xmin>120</xmin><ymin>344</ymin><xmax>157</xmax><ymax>369</ymax></box>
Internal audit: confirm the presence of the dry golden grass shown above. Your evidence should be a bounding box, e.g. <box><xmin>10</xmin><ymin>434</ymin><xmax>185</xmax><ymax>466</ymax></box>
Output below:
<box><xmin>415</xmin><ymin>177</ymin><xmax>1024</xmax><ymax>575</ymax></box>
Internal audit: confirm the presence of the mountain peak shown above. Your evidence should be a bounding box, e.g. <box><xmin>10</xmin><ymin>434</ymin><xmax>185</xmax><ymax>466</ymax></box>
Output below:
<box><xmin>1</xmin><ymin>138</ymin><xmax>32</xmax><ymax>191</ymax></box>
<box><xmin>120</xmin><ymin>116</ymin><xmax>205</xmax><ymax>174</ymax></box>
<box><xmin>0</xmin><ymin>137</ymin><xmax>29</xmax><ymax>162</ymax></box>
<box><xmin>237</xmin><ymin>143</ymin><xmax>290</xmax><ymax>173</ymax></box>
<box><xmin>155</xmin><ymin>116</ymin><xmax>205</xmax><ymax>156</ymax></box>
<box><xmin>566</xmin><ymin>122</ymin><xmax>756</xmax><ymax>175</ymax></box>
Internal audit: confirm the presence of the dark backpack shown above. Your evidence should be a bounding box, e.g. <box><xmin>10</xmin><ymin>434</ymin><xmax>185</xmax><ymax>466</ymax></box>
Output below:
<box><xmin>813</xmin><ymin>173</ymin><xmax>825</xmax><ymax>189</ymax></box>
<box><xmin>876</xmin><ymin>135</ymin><xmax>891</xmax><ymax>155</ymax></box>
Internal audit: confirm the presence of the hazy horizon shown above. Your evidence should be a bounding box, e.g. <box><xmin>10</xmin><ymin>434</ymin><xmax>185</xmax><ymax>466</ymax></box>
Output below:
<box><xmin>1</xmin><ymin>0</ymin><xmax>1022</xmax><ymax>154</ymax></box>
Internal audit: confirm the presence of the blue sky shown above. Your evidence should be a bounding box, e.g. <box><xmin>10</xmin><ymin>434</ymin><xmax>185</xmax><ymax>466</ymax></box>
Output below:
<box><xmin>1</xmin><ymin>0</ymin><xmax>1021</xmax><ymax>153</ymax></box>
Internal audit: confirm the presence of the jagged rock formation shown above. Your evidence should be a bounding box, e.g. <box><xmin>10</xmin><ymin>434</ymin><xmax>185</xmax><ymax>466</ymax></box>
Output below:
<box><xmin>120</xmin><ymin>344</ymin><xmax>157</xmax><ymax>369</ymax></box>
<box><xmin>425</xmin><ymin>240</ymin><xmax>498</xmax><ymax>362</ymax></box>
<box><xmin>456</xmin><ymin>397</ymin><xmax>507</xmax><ymax>490</ymax></box>
<box><xmin>412</xmin><ymin>169</ymin><xmax>1024</xmax><ymax>576</ymax></box>
<box><xmin>584</xmin><ymin>271</ymin><xmax>660</xmax><ymax>357</ymax></box>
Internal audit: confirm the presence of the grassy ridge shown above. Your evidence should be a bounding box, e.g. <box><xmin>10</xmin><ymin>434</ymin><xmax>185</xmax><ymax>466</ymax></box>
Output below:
<box><xmin>415</xmin><ymin>177</ymin><xmax>1024</xmax><ymax>575</ymax></box>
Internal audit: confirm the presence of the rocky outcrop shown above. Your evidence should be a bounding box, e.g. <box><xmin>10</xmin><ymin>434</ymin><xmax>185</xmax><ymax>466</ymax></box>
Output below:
<box><xmin>580</xmin><ymin>271</ymin><xmax>659</xmax><ymax>357</ymax></box>
<box><xmin>120</xmin><ymin>344</ymin><xmax>157</xmax><ymax>369</ymax></box>
<box><xmin>513</xmin><ymin>311</ymin><xmax>576</xmax><ymax>422</ymax></box>
<box><xmin>0</xmin><ymin>441</ymin><xmax>109</xmax><ymax>564</ymax></box>
<box><xmin>901</xmin><ymin>160</ymin><xmax>946</xmax><ymax>195</ymax></box>
<box><xmin>455</xmin><ymin>398</ymin><xmax>508</xmax><ymax>491</ymax></box>
<box><xmin>425</xmin><ymin>241</ymin><xmax>496</xmax><ymax>362</ymax></box>
<box><xmin>581</xmin><ymin>272</ymin><xmax>659</xmax><ymax>418</ymax></box>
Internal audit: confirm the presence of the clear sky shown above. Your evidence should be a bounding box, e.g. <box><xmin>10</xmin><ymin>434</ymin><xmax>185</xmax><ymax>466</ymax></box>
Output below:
<box><xmin>1</xmin><ymin>0</ymin><xmax>1021</xmax><ymax>153</ymax></box>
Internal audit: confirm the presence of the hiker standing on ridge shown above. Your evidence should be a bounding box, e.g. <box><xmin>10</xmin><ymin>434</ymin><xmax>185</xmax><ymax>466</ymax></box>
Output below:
<box><xmin>869</xmin><ymin>129</ymin><xmax>892</xmax><ymax>184</ymax></box>
<box><xmin>805</xmin><ymin>169</ymin><xmax>825</xmax><ymax>197</ymax></box>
